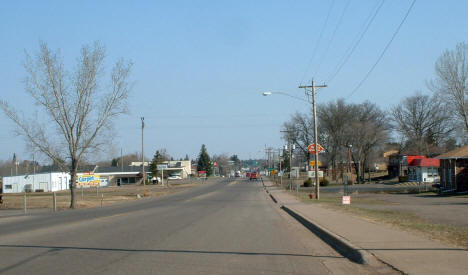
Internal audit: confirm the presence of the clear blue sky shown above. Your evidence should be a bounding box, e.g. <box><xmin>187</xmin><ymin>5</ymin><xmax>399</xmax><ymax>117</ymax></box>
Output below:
<box><xmin>1</xmin><ymin>0</ymin><xmax>467</xmax><ymax>163</ymax></box>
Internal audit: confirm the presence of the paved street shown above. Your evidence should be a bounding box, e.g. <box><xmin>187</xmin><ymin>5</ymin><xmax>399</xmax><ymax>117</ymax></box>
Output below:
<box><xmin>0</xmin><ymin>178</ymin><xmax>374</xmax><ymax>274</ymax></box>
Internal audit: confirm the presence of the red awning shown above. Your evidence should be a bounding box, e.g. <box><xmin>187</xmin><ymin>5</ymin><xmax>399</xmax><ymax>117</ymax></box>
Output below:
<box><xmin>410</xmin><ymin>158</ymin><xmax>440</xmax><ymax>167</ymax></box>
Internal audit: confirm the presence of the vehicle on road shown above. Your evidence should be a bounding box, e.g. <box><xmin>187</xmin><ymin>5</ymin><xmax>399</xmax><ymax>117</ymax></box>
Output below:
<box><xmin>167</xmin><ymin>175</ymin><xmax>182</xmax><ymax>180</ymax></box>
<box><xmin>249</xmin><ymin>172</ymin><xmax>258</xmax><ymax>180</ymax></box>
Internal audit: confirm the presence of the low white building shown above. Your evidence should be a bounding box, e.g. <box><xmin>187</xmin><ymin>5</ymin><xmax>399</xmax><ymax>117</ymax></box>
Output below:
<box><xmin>2</xmin><ymin>172</ymin><xmax>70</xmax><ymax>193</ymax></box>
<box><xmin>407</xmin><ymin>158</ymin><xmax>440</xmax><ymax>183</ymax></box>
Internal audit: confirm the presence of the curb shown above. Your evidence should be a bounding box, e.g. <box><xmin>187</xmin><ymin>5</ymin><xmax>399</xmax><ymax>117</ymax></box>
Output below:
<box><xmin>269</xmin><ymin>194</ymin><xmax>277</xmax><ymax>203</ymax></box>
<box><xmin>280</xmin><ymin>205</ymin><xmax>371</xmax><ymax>264</ymax></box>
<box><xmin>264</xmin><ymin>187</ymin><xmax>372</xmax><ymax>265</ymax></box>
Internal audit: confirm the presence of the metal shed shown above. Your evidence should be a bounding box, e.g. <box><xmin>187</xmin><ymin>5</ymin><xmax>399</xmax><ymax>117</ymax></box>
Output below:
<box><xmin>2</xmin><ymin>172</ymin><xmax>70</xmax><ymax>193</ymax></box>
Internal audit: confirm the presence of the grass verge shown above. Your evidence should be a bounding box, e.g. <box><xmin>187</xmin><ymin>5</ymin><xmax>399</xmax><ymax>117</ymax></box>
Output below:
<box><xmin>296</xmin><ymin>191</ymin><xmax>468</xmax><ymax>249</ymax></box>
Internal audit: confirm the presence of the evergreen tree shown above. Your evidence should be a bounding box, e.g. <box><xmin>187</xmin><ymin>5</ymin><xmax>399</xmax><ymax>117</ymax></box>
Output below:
<box><xmin>149</xmin><ymin>150</ymin><xmax>165</xmax><ymax>178</ymax></box>
<box><xmin>197</xmin><ymin>144</ymin><xmax>212</xmax><ymax>176</ymax></box>
<box><xmin>111</xmin><ymin>158</ymin><xmax>119</xmax><ymax>167</ymax></box>
<box><xmin>184</xmin><ymin>154</ymin><xmax>190</xmax><ymax>161</ymax></box>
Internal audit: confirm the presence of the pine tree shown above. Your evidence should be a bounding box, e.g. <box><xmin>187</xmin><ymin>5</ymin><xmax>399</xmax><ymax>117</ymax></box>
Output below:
<box><xmin>197</xmin><ymin>144</ymin><xmax>212</xmax><ymax>176</ymax></box>
<box><xmin>149</xmin><ymin>150</ymin><xmax>165</xmax><ymax>179</ymax></box>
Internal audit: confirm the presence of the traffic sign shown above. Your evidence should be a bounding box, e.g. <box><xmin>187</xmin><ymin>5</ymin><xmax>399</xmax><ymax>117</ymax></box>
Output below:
<box><xmin>309</xmin><ymin>160</ymin><xmax>322</xmax><ymax>166</ymax></box>
<box><xmin>308</xmin><ymin>144</ymin><xmax>324</xmax><ymax>154</ymax></box>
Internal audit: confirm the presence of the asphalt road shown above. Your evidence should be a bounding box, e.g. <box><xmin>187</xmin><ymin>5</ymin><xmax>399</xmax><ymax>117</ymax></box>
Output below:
<box><xmin>0</xmin><ymin>178</ymin><xmax>374</xmax><ymax>274</ymax></box>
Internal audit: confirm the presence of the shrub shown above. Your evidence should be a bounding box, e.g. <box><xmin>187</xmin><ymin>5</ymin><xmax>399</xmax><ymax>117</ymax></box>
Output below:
<box><xmin>303</xmin><ymin>179</ymin><xmax>313</xmax><ymax>187</ymax></box>
<box><xmin>320</xmin><ymin>178</ymin><xmax>329</xmax><ymax>186</ymax></box>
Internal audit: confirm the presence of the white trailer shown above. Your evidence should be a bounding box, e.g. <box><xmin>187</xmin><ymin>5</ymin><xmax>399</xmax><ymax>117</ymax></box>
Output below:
<box><xmin>2</xmin><ymin>172</ymin><xmax>70</xmax><ymax>193</ymax></box>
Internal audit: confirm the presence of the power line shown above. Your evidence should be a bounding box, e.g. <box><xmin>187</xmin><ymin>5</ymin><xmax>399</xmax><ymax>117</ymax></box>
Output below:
<box><xmin>346</xmin><ymin>0</ymin><xmax>416</xmax><ymax>98</ymax></box>
<box><xmin>326</xmin><ymin>0</ymin><xmax>385</xmax><ymax>84</ymax></box>
<box><xmin>299</xmin><ymin>0</ymin><xmax>335</xmax><ymax>86</ymax></box>
<box><xmin>312</xmin><ymin>0</ymin><xmax>351</xmax><ymax>79</ymax></box>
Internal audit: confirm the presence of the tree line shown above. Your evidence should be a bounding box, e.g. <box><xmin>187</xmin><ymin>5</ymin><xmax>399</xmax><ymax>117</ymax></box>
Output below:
<box><xmin>282</xmin><ymin>42</ymin><xmax>468</xmax><ymax>182</ymax></box>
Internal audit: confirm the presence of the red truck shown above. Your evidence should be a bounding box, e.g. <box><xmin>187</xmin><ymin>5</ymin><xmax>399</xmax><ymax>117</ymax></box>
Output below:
<box><xmin>249</xmin><ymin>172</ymin><xmax>258</xmax><ymax>180</ymax></box>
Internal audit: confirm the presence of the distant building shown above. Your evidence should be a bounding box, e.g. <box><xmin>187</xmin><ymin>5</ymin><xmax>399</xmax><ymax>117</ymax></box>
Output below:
<box><xmin>2</xmin><ymin>172</ymin><xmax>70</xmax><ymax>193</ymax></box>
<box><xmin>160</xmin><ymin>160</ymin><xmax>192</xmax><ymax>179</ymax></box>
<box><xmin>436</xmin><ymin>145</ymin><xmax>468</xmax><ymax>193</ymax></box>
<box><xmin>388</xmin><ymin>154</ymin><xmax>426</xmax><ymax>177</ymax></box>
<box><xmin>92</xmin><ymin>160</ymin><xmax>192</xmax><ymax>186</ymax></box>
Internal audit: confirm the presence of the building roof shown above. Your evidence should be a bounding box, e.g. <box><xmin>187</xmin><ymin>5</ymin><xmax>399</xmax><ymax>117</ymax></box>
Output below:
<box><xmin>436</xmin><ymin>145</ymin><xmax>468</xmax><ymax>159</ymax></box>
<box><xmin>410</xmin><ymin>158</ymin><xmax>440</xmax><ymax>167</ymax></box>
<box><xmin>406</xmin><ymin>155</ymin><xmax>426</xmax><ymax>165</ymax></box>
<box><xmin>95</xmin><ymin>166</ymin><xmax>149</xmax><ymax>173</ymax></box>
<box><xmin>383</xmin><ymin>149</ymin><xmax>399</xmax><ymax>158</ymax></box>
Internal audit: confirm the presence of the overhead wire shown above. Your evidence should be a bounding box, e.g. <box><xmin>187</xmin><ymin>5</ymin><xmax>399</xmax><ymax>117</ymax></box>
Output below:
<box><xmin>346</xmin><ymin>0</ymin><xmax>417</xmax><ymax>98</ymax></box>
<box><xmin>299</xmin><ymin>0</ymin><xmax>335</xmax><ymax>86</ymax></box>
<box><xmin>326</xmin><ymin>0</ymin><xmax>385</xmax><ymax>84</ymax></box>
<box><xmin>312</xmin><ymin>0</ymin><xmax>351</xmax><ymax>80</ymax></box>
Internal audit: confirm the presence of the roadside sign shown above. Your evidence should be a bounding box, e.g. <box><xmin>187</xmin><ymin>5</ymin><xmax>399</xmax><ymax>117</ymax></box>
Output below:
<box><xmin>157</xmin><ymin>164</ymin><xmax>168</xmax><ymax>170</ymax></box>
<box><xmin>77</xmin><ymin>174</ymin><xmax>100</xmax><ymax>187</ymax></box>
<box><xmin>342</xmin><ymin>196</ymin><xmax>351</xmax><ymax>205</ymax></box>
<box><xmin>308</xmin><ymin>144</ymin><xmax>324</xmax><ymax>154</ymax></box>
<box><xmin>307</xmin><ymin>170</ymin><xmax>323</xmax><ymax>178</ymax></box>
<box><xmin>309</xmin><ymin>160</ymin><xmax>322</xmax><ymax>166</ymax></box>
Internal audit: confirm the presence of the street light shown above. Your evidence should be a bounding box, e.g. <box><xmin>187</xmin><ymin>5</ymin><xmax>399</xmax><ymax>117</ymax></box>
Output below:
<box><xmin>262</xmin><ymin>81</ymin><xmax>327</xmax><ymax>200</ymax></box>
<box><xmin>262</xmin><ymin>91</ymin><xmax>309</xmax><ymax>103</ymax></box>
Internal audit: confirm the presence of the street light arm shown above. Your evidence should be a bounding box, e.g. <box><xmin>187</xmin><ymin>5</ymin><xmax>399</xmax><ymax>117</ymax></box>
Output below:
<box><xmin>262</xmin><ymin>91</ymin><xmax>309</xmax><ymax>103</ymax></box>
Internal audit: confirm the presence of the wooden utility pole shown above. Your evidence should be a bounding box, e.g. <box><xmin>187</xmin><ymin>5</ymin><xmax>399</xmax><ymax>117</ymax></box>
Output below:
<box><xmin>141</xmin><ymin>117</ymin><xmax>145</xmax><ymax>186</ymax></box>
<box><xmin>280</xmin><ymin>130</ymin><xmax>294</xmax><ymax>182</ymax></box>
<box><xmin>299</xmin><ymin>80</ymin><xmax>327</xmax><ymax>200</ymax></box>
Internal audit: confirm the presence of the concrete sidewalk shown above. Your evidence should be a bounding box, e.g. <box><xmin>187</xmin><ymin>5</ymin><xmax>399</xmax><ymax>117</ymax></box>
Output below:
<box><xmin>264</xmin><ymin>181</ymin><xmax>468</xmax><ymax>275</ymax></box>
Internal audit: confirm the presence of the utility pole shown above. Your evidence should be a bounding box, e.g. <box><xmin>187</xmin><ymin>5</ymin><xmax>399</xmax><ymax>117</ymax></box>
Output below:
<box><xmin>121</xmin><ymin>148</ymin><xmax>123</xmax><ymax>172</ymax></box>
<box><xmin>348</xmin><ymin>144</ymin><xmax>353</xmax><ymax>185</ymax></box>
<box><xmin>141</xmin><ymin>117</ymin><xmax>145</xmax><ymax>186</ymax></box>
<box><xmin>280</xmin><ymin>129</ymin><xmax>294</xmax><ymax>182</ymax></box>
<box><xmin>299</xmin><ymin>80</ymin><xmax>327</xmax><ymax>200</ymax></box>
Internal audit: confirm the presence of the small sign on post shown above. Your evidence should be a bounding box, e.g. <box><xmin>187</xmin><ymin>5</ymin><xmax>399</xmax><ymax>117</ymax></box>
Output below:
<box><xmin>342</xmin><ymin>195</ymin><xmax>351</xmax><ymax>205</ymax></box>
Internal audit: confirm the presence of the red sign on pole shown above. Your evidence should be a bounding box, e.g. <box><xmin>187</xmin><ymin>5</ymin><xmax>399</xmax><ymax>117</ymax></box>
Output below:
<box><xmin>308</xmin><ymin>144</ymin><xmax>324</xmax><ymax>154</ymax></box>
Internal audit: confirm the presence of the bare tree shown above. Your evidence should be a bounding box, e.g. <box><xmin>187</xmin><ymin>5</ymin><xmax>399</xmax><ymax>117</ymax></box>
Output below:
<box><xmin>391</xmin><ymin>93</ymin><xmax>453</xmax><ymax>155</ymax></box>
<box><xmin>430</xmin><ymin>42</ymin><xmax>468</xmax><ymax>135</ymax></box>
<box><xmin>282</xmin><ymin>112</ymin><xmax>314</xmax><ymax>164</ymax></box>
<box><xmin>347</xmin><ymin>101</ymin><xmax>390</xmax><ymax>182</ymax></box>
<box><xmin>317</xmin><ymin>99</ymin><xmax>354</xmax><ymax>180</ymax></box>
<box><xmin>0</xmin><ymin>41</ymin><xmax>132</xmax><ymax>208</ymax></box>
<box><xmin>212</xmin><ymin>153</ymin><xmax>230</xmax><ymax>176</ymax></box>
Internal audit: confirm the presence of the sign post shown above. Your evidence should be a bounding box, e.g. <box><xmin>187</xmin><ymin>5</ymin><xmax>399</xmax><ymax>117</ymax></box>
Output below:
<box><xmin>307</xmin><ymin>143</ymin><xmax>324</xmax><ymax>198</ymax></box>
<box><xmin>342</xmin><ymin>195</ymin><xmax>351</xmax><ymax>205</ymax></box>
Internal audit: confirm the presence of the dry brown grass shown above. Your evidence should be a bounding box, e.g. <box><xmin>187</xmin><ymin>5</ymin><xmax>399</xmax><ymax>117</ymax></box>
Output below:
<box><xmin>295</xmin><ymin>191</ymin><xmax>468</xmax><ymax>249</ymax></box>
<box><xmin>0</xmin><ymin>182</ymin><xmax>202</xmax><ymax>210</ymax></box>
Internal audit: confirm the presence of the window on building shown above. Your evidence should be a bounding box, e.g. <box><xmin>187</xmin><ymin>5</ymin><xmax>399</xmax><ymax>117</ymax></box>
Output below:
<box><xmin>5</xmin><ymin>185</ymin><xmax>12</xmax><ymax>189</ymax></box>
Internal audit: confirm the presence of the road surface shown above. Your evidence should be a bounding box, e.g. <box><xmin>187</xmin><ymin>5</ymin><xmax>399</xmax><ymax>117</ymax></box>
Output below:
<box><xmin>0</xmin><ymin>178</ymin><xmax>379</xmax><ymax>274</ymax></box>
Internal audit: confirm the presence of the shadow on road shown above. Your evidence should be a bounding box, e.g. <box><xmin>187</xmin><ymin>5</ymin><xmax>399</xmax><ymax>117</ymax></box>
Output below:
<box><xmin>0</xmin><ymin>243</ymin><xmax>344</xmax><ymax>272</ymax></box>
<box><xmin>0</xmin><ymin>244</ymin><xmax>345</xmax><ymax>258</ymax></box>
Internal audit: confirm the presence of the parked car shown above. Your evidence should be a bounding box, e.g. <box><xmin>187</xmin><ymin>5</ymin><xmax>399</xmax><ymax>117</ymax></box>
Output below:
<box><xmin>168</xmin><ymin>175</ymin><xmax>182</xmax><ymax>180</ymax></box>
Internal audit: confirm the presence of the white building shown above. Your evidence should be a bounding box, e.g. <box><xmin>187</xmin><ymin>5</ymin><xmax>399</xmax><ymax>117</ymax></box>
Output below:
<box><xmin>407</xmin><ymin>158</ymin><xmax>440</xmax><ymax>183</ymax></box>
<box><xmin>2</xmin><ymin>172</ymin><xmax>70</xmax><ymax>193</ymax></box>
